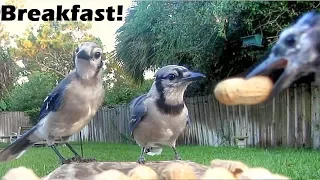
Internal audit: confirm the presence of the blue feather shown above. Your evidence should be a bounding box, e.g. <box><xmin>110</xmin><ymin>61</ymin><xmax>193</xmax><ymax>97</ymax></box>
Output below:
<box><xmin>129</xmin><ymin>94</ymin><xmax>147</xmax><ymax>134</ymax></box>
<box><xmin>38</xmin><ymin>78</ymin><xmax>71</xmax><ymax>120</ymax></box>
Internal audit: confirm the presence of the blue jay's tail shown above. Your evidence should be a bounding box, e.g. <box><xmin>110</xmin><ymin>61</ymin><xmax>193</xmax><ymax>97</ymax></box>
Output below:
<box><xmin>0</xmin><ymin>126</ymin><xmax>40</xmax><ymax>162</ymax></box>
<box><xmin>145</xmin><ymin>147</ymin><xmax>163</xmax><ymax>156</ymax></box>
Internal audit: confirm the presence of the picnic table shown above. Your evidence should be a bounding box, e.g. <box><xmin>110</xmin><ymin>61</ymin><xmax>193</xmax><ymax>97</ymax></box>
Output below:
<box><xmin>0</xmin><ymin>132</ymin><xmax>17</xmax><ymax>143</ymax></box>
<box><xmin>0</xmin><ymin>126</ymin><xmax>64</xmax><ymax>146</ymax></box>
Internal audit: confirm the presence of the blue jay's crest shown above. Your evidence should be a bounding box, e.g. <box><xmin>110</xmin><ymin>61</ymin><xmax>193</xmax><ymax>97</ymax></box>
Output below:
<box><xmin>154</xmin><ymin>65</ymin><xmax>205</xmax><ymax>115</ymax></box>
<box><xmin>294</xmin><ymin>11</ymin><xmax>318</xmax><ymax>28</ymax></box>
<box><xmin>75</xmin><ymin>42</ymin><xmax>104</xmax><ymax>79</ymax></box>
<box><xmin>154</xmin><ymin>65</ymin><xmax>188</xmax><ymax>80</ymax></box>
<box><xmin>77</xmin><ymin>42</ymin><xmax>101</xmax><ymax>57</ymax></box>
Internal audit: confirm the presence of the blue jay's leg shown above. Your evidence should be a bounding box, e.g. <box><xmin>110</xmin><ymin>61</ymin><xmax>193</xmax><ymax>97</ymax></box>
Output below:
<box><xmin>49</xmin><ymin>145</ymin><xmax>67</xmax><ymax>164</ymax></box>
<box><xmin>137</xmin><ymin>147</ymin><xmax>146</xmax><ymax>164</ymax></box>
<box><xmin>64</xmin><ymin>142</ymin><xmax>97</xmax><ymax>163</ymax></box>
<box><xmin>60</xmin><ymin>136</ymin><xmax>81</xmax><ymax>158</ymax></box>
<box><xmin>172</xmin><ymin>146</ymin><xmax>181</xmax><ymax>160</ymax></box>
<box><xmin>65</xmin><ymin>143</ymin><xmax>81</xmax><ymax>158</ymax></box>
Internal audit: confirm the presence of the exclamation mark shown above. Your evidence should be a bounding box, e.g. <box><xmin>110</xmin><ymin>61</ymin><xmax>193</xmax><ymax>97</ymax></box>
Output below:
<box><xmin>117</xmin><ymin>5</ymin><xmax>123</xmax><ymax>21</ymax></box>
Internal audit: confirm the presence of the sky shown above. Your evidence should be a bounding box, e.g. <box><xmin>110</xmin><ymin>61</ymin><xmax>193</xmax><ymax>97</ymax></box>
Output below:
<box><xmin>1</xmin><ymin>0</ymin><xmax>134</xmax><ymax>52</ymax></box>
<box><xmin>0</xmin><ymin>0</ymin><xmax>155</xmax><ymax>79</ymax></box>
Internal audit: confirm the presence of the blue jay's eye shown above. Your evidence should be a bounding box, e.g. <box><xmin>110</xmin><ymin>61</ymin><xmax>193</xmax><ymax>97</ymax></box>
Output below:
<box><xmin>284</xmin><ymin>34</ymin><xmax>296</xmax><ymax>47</ymax></box>
<box><xmin>94</xmin><ymin>52</ymin><xmax>101</xmax><ymax>59</ymax></box>
<box><xmin>168</xmin><ymin>74</ymin><xmax>176</xmax><ymax>80</ymax></box>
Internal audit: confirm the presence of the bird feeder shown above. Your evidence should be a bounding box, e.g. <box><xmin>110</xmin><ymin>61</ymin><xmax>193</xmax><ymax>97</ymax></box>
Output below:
<box><xmin>241</xmin><ymin>34</ymin><xmax>263</xmax><ymax>47</ymax></box>
<box><xmin>232</xmin><ymin>136</ymin><xmax>249</xmax><ymax>148</ymax></box>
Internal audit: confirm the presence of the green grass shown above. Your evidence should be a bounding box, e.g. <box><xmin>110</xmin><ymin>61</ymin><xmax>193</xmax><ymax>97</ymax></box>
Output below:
<box><xmin>0</xmin><ymin>142</ymin><xmax>320</xmax><ymax>179</ymax></box>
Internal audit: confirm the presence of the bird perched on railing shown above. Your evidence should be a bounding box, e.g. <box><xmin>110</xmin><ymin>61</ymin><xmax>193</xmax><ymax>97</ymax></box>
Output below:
<box><xmin>246</xmin><ymin>11</ymin><xmax>320</xmax><ymax>100</ymax></box>
<box><xmin>129</xmin><ymin>65</ymin><xmax>205</xmax><ymax>164</ymax></box>
<box><xmin>0</xmin><ymin>42</ymin><xmax>105</xmax><ymax>164</ymax></box>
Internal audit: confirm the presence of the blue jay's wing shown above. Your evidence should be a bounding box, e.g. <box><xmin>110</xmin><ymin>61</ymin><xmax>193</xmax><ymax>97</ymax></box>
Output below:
<box><xmin>0</xmin><ymin>77</ymin><xmax>72</xmax><ymax>162</ymax></box>
<box><xmin>129</xmin><ymin>94</ymin><xmax>147</xmax><ymax>134</ymax></box>
<box><xmin>38</xmin><ymin>78</ymin><xmax>71</xmax><ymax>120</ymax></box>
<box><xmin>186</xmin><ymin>114</ymin><xmax>191</xmax><ymax>127</ymax></box>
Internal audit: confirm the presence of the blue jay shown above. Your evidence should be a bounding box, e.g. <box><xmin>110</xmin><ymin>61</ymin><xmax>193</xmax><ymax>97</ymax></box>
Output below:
<box><xmin>129</xmin><ymin>65</ymin><xmax>205</xmax><ymax>164</ymax></box>
<box><xmin>0</xmin><ymin>42</ymin><xmax>105</xmax><ymax>164</ymax></box>
<box><xmin>246</xmin><ymin>11</ymin><xmax>320</xmax><ymax>100</ymax></box>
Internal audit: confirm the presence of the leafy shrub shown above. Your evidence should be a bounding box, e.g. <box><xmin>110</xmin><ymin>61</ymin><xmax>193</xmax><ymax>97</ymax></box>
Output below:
<box><xmin>104</xmin><ymin>79</ymin><xmax>153</xmax><ymax>106</ymax></box>
<box><xmin>3</xmin><ymin>71</ymin><xmax>59</xmax><ymax>124</ymax></box>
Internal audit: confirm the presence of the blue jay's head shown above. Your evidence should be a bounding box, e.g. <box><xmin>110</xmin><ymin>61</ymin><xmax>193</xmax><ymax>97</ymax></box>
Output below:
<box><xmin>154</xmin><ymin>65</ymin><xmax>205</xmax><ymax>104</ymax></box>
<box><xmin>246</xmin><ymin>11</ymin><xmax>320</xmax><ymax>99</ymax></box>
<box><xmin>74</xmin><ymin>42</ymin><xmax>103</xmax><ymax>79</ymax></box>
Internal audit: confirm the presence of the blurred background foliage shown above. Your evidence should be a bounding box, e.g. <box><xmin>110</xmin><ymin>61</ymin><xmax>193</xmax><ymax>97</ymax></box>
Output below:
<box><xmin>114</xmin><ymin>1</ymin><xmax>320</xmax><ymax>96</ymax></box>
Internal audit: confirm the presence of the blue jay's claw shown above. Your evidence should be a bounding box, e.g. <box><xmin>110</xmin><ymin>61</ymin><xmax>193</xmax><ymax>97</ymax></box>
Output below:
<box><xmin>61</xmin><ymin>142</ymin><xmax>96</xmax><ymax>164</ymax></box>
<box><xmin>175</xmin><ymin>154</ymin><xmax>182</xmax><ymax>160</ymax></box>
<box><xmin>59</xmin><ymin>160</ymin><xmax>68</xmax><ymax>165</ymax></box>
<box><xmin>172</xmin><ymin>147</ymin><xmax>181</xmax><ymax>160</ymax></box>
<box><xmin>137</xmin><ymin>157</ymin><xmax>146</xmax><ymax>164</ymax></box>
<box><xmin>136</xmin><ymin>147</ymin><xmax>147</xmax><ymax>164</ymax></box>
<box><xmin>63</xmin><ymin>157</ymin><xmax>97</xmax><ymax>164</ymax></box>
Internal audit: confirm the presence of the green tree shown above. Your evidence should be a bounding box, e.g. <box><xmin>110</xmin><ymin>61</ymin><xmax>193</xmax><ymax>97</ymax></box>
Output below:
<box><xmin>2</xmin><ymin>71</ymin><xmax>59</xmax><ymax>124</ymax></box>
<box><xmin>104</xmin><ymin>79</ymin><xmax>153</xmax><ymax>106</ymax></box>
<box><xmin>114</xmin><ymin>1</ymin><xmax>251</xmax><ymax>95</ymax></box>
<box><xmin>236</xmin><ymin>2</ymin><xmax>320</xmax><ymax>69</ymax></box>
<box><xmin>0</xmin><ymin>0</ymin><xmax>21</xmax><ymax>98</ymax></box>
<box><xmin>115</xmin><ymin>1</ymin><xmax>320</xmax><ymax>95</ymax></box>
<box><xmin>13</xmin><ymin>21</ymin><xmax>103</xmax><ymax>78</ymax></box>
<box><xmin>5</xmin><ymin>0</ymin><xmax>26</xmax><ymax>8</ymax></box>
<box><xmin>0</xmin><ymin>47</ymin><xmax>14</xmax><ymax>99</ymax></box>
<box><xmin>0</xmin><ymin>23</ymin><xmax>15</xmax><ymax>99</ymax></box>
<box><xmin>103</xmin><ymin>52</ymin><xmax>154</xmax><ymax>105</ymax></box>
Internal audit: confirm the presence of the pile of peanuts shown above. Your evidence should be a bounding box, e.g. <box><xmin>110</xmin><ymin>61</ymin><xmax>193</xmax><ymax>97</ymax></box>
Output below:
<box><xmin>3</xmin><ymin>159</ymin><xmax>289</xmax><ymax>180</ymax></box>
<box><xmin>94</xmin><ymin>159</ymin><xmax>290</xmax><ymax>180</ymax></box>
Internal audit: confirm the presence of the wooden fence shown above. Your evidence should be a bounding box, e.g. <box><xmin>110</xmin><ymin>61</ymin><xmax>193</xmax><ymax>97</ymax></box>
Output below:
<box><xmin>68</xmin><ymin>84</ymin><xmax>320</xmax><ymax>149</ymax></box>
<box><xmin>0</xmin><ymin>111</ymin><xmax>30</xmax><ymax>143</ymax></box>
<box><xmin>1</xmin><ymin>84</ymin><xmax>320</xmax><ymax>148</ymax></box>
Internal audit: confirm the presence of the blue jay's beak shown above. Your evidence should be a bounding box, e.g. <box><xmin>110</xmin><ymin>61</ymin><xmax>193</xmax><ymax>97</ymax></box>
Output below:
<box><xmin>246</xmin><ymin>58</ymin><xmax>288</xmax><ymax>79</ymax></box>
<box><xmin>182</xmin><ymin>71</ymin><xmax>206</xmax><ymax>82</ymax></box>
<box><xmin>245</xmin><ymin>57</ymin><xmax>297</xmax><ymax>100</ymax></box>
<box><xmin>77</xmin><ymin>49</ymin><xmax>91</xmax><ymax>60</ymax></box>
<box><xmin>245</xmin><ymin>11</ymin><xmax>320</xmax><ymax>101</ymax></box>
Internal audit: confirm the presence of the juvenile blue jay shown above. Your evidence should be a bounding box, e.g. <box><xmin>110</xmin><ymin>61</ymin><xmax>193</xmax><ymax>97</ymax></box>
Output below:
<box><xmin>0</xmin><ymin>42</ymin><xmax>105</xmax><ymax>164</ymax></box>
<box><xmin>246</xmin><ymin>11</ymin><xmax>320</xmax><ymax>100</ymax></box>
<box><xmin>129</xmin><ymin>65</ymin><xmax>205</xmax><ymax>164</ymax></box>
